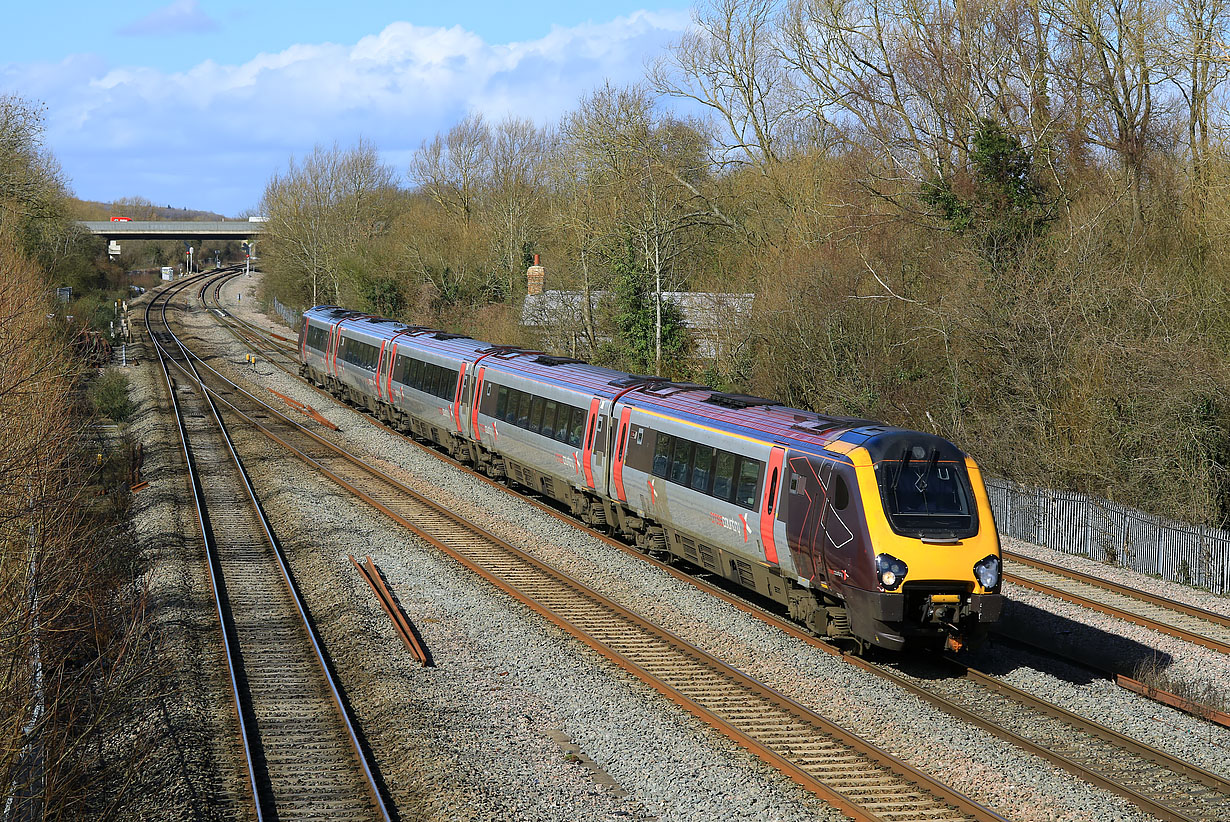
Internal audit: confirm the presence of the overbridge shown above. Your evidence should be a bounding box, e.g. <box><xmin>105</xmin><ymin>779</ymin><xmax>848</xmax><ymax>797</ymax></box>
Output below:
<box><xmin>79</xmin><ymin>220</ymin><xmax>265</xmax><ymax>241</ymax></box>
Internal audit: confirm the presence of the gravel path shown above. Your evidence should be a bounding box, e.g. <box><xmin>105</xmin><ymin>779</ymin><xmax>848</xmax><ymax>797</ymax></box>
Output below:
<box><xmin>183</xmin><ymin>272</ymin><xmax>1230</xmax><ymax>821</ymax></box>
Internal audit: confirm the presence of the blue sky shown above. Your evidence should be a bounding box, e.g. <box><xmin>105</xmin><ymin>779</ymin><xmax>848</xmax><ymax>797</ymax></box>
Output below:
<box><xmin>2</xmin><ymin>1</ymin><xmax>694</xmax><ymax>216</ymax></box>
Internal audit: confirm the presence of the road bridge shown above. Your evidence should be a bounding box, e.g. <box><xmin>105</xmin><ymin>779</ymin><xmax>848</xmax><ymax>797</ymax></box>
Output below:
<box><xmin>79</xmin><ymin>220</ymin><xmax>265</xmax><ymax>241</ymax></box>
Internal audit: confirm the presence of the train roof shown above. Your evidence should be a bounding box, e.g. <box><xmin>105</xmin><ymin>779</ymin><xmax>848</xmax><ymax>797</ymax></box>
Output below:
<box><xmin>301</xmin><ymin>306</ymin><xmax>955</xmax><ymax>459</ymax></box>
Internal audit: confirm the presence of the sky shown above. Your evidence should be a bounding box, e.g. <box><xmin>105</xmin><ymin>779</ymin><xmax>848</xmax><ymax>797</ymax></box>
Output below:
<box><xmin>2</xmin><ymin>1</ymin><xmax>695</xmax><ymax>216</ymax></box>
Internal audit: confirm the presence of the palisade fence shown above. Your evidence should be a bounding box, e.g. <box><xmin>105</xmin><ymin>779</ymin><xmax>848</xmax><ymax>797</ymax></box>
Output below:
<box><xmin>984</xmin><ymin>477</ymin><xmax>1230</xmax><ymax>596</ymax></box>
<box><xmin>259</xmin><ymin>294</ymin><xmax>1228</xmax><ymax>596</ymax></box>
<box><xmin>270</xmin><ymin>296</ymin><xmax>301</xmax><ymax>331</ymax></box>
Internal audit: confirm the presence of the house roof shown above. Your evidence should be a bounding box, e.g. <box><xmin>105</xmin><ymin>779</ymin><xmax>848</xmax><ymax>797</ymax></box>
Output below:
<box><xmin>521</xmin><ymin>291</ymin><xmax>754</xmax><ymax>330</ymax></box>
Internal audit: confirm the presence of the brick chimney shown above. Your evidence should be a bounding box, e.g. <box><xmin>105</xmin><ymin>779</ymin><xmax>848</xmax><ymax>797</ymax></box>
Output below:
<box><xmin>526</xmin><ymin>254</ymin><xmax>545</xmax><ymax>296</ymax></box>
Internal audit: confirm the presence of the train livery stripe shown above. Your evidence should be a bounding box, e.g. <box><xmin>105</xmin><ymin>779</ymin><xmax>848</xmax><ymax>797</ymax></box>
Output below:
<box><xmin>470</xmin><ymin>366</ymin><xmax>486</xmax><ymax>440</ymax></box>
<box><xmin>386</xmin><ymin>344</ymin><xmax>397</xmax><ymax>399</ymax></box>
<box><xmin>760</xmin><ymin>446</ymin><xmax>786</xmax><ymax>565</ymax></box>
<box><xmin>453</xmin><ymin>362</ymin><xmax>468</xmax><ymax>434</ymax></box>
<box><xmin>612</xmin><ymin>407</ymin><xmax>632</xmax><ymax>502</ymax></box>
<box><xmin>581</xmin><ymin>398</ymin><xmax>599</xmax><ymax>489</ymax></box>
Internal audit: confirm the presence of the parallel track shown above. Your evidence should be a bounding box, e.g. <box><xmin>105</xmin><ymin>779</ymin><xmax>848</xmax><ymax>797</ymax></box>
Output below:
<box><xmin>1002</xmin><ymin>551</ymin><xmax>1230</xmax><ymax>655</ymax></box>
<box><xmin>187</xmin><ymin>272</ymin><xmax>1004</xmax><ymax>822</ymax></box>
<box><xmin>199</xmin><ymin>272</ymin><xmax>1230</xmax><ymax>821</ymax></box>
<box><xmin>147</xmin><ymin>273</ymin><xmax>389</xmax><ymax>821</ymax></box>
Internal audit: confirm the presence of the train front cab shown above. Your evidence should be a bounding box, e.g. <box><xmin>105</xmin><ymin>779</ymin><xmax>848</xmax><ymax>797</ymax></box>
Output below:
<box><xmin>843</xmin><ymin>433</ymin><xmax>1003</xmax><ymax>652</ymax></box>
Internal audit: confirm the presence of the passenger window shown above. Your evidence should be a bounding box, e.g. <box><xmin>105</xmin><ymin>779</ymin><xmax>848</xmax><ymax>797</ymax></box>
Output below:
<box><xmin>541</xmin><ymin>400</ymin><xmax>558</xmax><ymax>438</ymax></box>
<box><xmin>670</xmin><ymin>439</ymin><xmax>694</xmax><ymax>485</ymax></box>
<box><xmin>528</xmin><ymin>397</ymin><xmax>545</xmax><ymax>433</ymax></box>
<box><xmin>516</xmin><ymin>393</ymin><xmax>532</xmax><ymax>427</ymax></box>
<box><xmin>652</xmin><ymin>433</ymin><xmax>672</xmax><ymax>478</ymax></box>
<box><xmin>495</xmin><ymin>386</ymin><xmax>508</xmax><ymax>419</ymax></box>
<box><xmin>564</xmin><ymin>408</ymin><xmax>580</xmax><ymax>446</ymax></box>
<box><xmin>713</xmin><ymin>451</ymin><xmax>736</xmax><ymax>501</ymax></box>
<box><xmin>691</xmin><ymin>446</ymin><xmax>714</xmax><ymax>493</ymax></box>
<box><xmin>735</xmin><ymin>459</ymin><xmax>761</xmax><ymax>510</ymax></box>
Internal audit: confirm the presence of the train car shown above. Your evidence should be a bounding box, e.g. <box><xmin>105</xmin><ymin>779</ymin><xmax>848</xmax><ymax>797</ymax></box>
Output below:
<box><xmin>602</xmin><ymin>385</ymin><xmax>1001</xmax><ymax>652</ymax></box>
<box><xmin>297</xmin><ymin>307</ymin><xmax>1002</xmax><ymax>653</ymax></box>
<box><xmin>469</xmin><ymin>353</ymin><xmax>629</xmax><ymax>525</ymax></box>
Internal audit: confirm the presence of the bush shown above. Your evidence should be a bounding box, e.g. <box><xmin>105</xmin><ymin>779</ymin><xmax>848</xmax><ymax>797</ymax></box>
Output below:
<box><xmin>90</xmin><ymin>370</ymin><xmax>133</xmax><ymax>421</ymax></box>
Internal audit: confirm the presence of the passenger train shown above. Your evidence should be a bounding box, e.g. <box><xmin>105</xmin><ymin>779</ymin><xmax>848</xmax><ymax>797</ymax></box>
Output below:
<box><xmin>299</xmin><ymin>306</ymin><xmax>1003</xmax><ymax>652</ymax></box>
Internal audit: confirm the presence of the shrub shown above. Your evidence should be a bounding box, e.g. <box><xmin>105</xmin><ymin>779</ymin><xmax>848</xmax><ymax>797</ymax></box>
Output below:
<box><xmin>90</xmin><ymin>370</ymin><xmax>133</xmax><ymax>421</ymax></box>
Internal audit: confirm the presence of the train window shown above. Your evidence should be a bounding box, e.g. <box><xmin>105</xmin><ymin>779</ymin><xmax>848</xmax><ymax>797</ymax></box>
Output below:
<box><xmin>528</xmin><ymin>397</ymin><xmax>545</xmax><ymax>433</ymax></box>
<box><xmin>735</xmin><ymin>459</ymin><xmax>761</xmax><ymax>510</ymax></box>
<box><xmin>506</xmin><ymin>389</ymin><xmax>522</xmax><ymax>423</ymax></box>
<box><xmin>495</xmin><ymin>386</ymin><xmax>508</xmax><ymax>419</ymax></box>
<box><xmin>652</xmin><ymin>433</ymin><xmax>672</xmax><ymax>478</ymax></box>
<box><xmin>568</xmin><ymin>408</ymin><xmax>585</xmax><ymax>446</ymax></box>
<box><xmin>691</xmin><ymin>446</ymin><xmax>715</xmax><ymax>493</ymax></box>
<box><xmin>834</xmin><ymin>475</ymin><xmax>849</xmax><ymax>510</ymax></box>
<box><xmin>306</xmin><ymin>325</ymin><xmax>328</xmax><ymax>351</ymax></box>
<box><xmin>593</xmin><ymin>416</ymin><xmax>605</xmax><ymax>453</ymax></box>
<box><xmin>541</xmin><ymin>400</ymin><xmax>558</xmax><ymax>438</ymax></box>
<box><xmin>516</xmin><ymin>392</ymin><xmax>532</xmax><ymax>428</ymax></box>
<box><xmin>669</xmin><ymin>439</ymin><xmax>694</xmax><ymax>485</ymax></box>
<box><xmin>713</xmin><ymin>451</ymin><xmax>736</xmax><ymax>501</ymax></box>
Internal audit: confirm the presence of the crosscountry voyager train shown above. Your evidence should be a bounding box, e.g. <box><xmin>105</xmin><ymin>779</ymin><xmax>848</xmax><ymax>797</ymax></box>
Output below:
<box><xmin>299</xmin><ymin>305</ymin><xmax>1004</xmax><ymax>652</ymax></box>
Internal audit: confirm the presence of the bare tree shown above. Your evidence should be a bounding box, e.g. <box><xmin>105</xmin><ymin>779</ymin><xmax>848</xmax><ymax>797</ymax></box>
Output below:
<box><xmin>261</xmin><ymin>139</ymin><xmax>396</xmax><ymax>304</ymax></box>
<box><xmin>1056</xmin><ymin>0</ymin><xmax>1167</xmax><ymax>225</ymax></box>
<box><xmin>408</xmin><ymin>113</ymin><xmax>491</xmax><ymax>226</ymax></box>
<box><xmin>651</xmin><ymin>0</ymin><xmax>793</xmax><ymax>171</ymax></box>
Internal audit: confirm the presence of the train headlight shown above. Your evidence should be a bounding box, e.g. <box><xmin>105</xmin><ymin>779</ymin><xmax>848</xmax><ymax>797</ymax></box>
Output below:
<box><xmin>875</xmin><ymin>554</ymin><xmax>907</xmax><ymax>591</ymax></box>
<box><xmin>974</xmin><ymin>555</ymin><xmax>1001</xmax><ymax>589</ymax></box>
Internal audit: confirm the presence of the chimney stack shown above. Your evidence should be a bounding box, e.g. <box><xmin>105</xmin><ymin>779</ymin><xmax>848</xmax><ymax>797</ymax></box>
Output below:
<box><xmin>526</xmin><ymin>254</ymin><xmax>545</xmax><ymax>296</ymax></box>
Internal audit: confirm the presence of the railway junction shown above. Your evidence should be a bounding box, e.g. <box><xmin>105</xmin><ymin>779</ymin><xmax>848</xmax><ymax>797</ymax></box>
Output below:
<box><xmin>109</xmin><ymin>269</ymin><xmax>1230</xmax><ymax>821</ymax></box>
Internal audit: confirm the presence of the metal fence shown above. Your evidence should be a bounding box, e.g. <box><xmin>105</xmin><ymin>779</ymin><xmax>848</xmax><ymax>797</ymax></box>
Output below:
<box><xmin>270</xmin><ymin>296</ymin><xmax>301</xmax><ymax>331</ymax></box>
<box><xmin>984</xmin><ymin>477</ymin><xmax>1230</xmax><ymax>595</ymax></box>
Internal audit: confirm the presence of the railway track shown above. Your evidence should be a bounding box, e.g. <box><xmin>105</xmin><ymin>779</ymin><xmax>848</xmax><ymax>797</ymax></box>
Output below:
<box><xmin>1002</xmin><ymin>551</ymin><xmax>1230</xmax><ymax>655</ymax></box>
<box><xmin>195</xmin><ymin>271</ymin><xmax>1230</xmax><ymax>820</ymax></box>
<box><xmin>147</xmin><ymin>273</ymin><xmax>390</xmax><ymax>821</ymax></box>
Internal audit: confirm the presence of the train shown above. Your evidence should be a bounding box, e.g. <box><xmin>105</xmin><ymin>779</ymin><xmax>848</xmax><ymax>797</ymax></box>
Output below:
<box><xmin>298</xmin><ymin>305</ymin><xmax>1003</xmax><ymax>653</ymax></box>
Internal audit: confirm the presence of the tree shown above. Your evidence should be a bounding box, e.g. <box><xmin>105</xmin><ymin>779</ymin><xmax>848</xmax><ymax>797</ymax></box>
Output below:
<box><xmin>261</xmin><ymin>140</ymin><xmax>397</xmax><ymax>306</ymax></box>
<box><xmin>1057</xmin><ymin>0</ymin><xmax>1167</xmax><ymax>225</ymax></box>
<box><xmin>920</xmin><ymin>118</ymin><xmax>1053</xmax><ymax>270</ymax></box>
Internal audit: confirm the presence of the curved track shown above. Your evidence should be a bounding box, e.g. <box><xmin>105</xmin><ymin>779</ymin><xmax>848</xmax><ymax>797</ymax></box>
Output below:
<box><xmin>146</xmin><ymin>273</ymin><xmax>390</xmax><ymax>821</ymax></box>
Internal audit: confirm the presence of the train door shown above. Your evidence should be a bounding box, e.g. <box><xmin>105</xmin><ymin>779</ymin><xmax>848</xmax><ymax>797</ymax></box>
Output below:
<box><xmin>783</xmin><ymin>453</ymin><xmax>829</xmax><ymax>584</ymax></box>
<box><xmin>581</xmin><ymin>398</ymin><xmax>601</xmax><ymax>490</ymax></box>
<box><xmin>611</xmin><ymin>407</ymin><xmax>632</xmax><ymax>502</ymax></box>
<box><xmin>588</xmin><ymin>402</ymin><xmax>609</xmax><ymax>496</ymax></box>
<box><xmin>760</xmin><ymin>446</ymin><xmax>786</xmax><ymax>566</ymax></box>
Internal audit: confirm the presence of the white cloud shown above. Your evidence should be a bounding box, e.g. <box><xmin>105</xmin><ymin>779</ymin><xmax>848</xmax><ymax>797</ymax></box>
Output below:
<box><xmin>7</xmin><ymin>11</ymin><xmax>691</xmax><ymax>213</ymax></box>
<box><xmin>118</xmin><ymin>0</ymin><xmax>221</xmax><ymax>36</ymax></box>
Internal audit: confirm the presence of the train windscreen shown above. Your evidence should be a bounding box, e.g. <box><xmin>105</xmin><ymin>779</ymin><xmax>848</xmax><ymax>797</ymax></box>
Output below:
<box><xmin>866</xmin><ymin>434</ymin><xmax>979</xmax><ymax>539</ymax></box>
